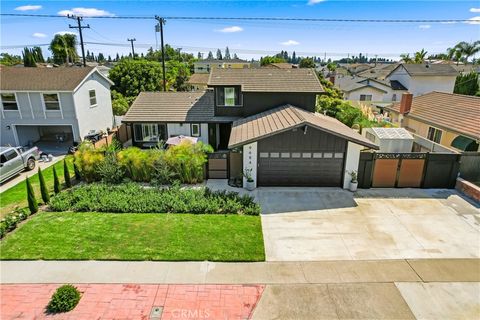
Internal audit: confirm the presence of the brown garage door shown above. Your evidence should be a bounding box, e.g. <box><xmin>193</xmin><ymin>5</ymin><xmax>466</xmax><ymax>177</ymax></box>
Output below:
<box><xmin>257</xmin><ymin>126</ymin><xmax>346</xmax><ymax>187</ymax></box>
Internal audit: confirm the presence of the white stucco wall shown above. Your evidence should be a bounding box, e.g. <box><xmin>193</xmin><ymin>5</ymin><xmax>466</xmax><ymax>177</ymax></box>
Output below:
<box><xmin>343</xmin><ymin>142</ymin><xmax>363</xmax><ymax>189</ymax></box>
<box><xmin>167</xmin><ymin>123</ymin><xmax>209</xmax><ymax>144</ymax></box>
<box><xmin>408</xmin><ymin>76</ymin><xmax>456</xmax><ymax>96</ymax></box>
<box><xmin>242</xmin><ymin>142</ymin><xmax>258</xmax><ymax>188</ymax></box>
<box><xmin>346</xmin><ymin>87</ymin><xmax>387</xmax><ymax>102</ymax></box>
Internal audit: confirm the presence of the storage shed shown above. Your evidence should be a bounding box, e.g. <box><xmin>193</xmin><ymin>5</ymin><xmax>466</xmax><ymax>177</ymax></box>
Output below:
<box><xmin>363</xmin><ymin>127</ymin><xmax>414</xmax><ymax>153</ymax></box>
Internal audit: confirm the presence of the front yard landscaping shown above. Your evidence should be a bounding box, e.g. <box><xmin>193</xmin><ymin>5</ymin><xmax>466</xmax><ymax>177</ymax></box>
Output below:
<box><xmin>0</xmin><ymin>212</ymin><xmax>264</xmax><ymax>261</ymax></box>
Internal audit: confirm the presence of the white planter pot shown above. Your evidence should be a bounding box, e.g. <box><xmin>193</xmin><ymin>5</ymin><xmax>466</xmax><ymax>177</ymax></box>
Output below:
<box><xmin>245</xmin><ymin>181</ymin><xmax>255</xmax><ymax>191</ymax></box>
<box><xmin>349</xmin><ymin>181</ymin><xmax>358</xmax><ymax>192</ymax></box>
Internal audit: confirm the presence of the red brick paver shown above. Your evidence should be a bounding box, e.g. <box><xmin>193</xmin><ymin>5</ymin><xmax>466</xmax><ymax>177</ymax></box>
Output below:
<box><xmin>0</xmin><ymin>284</ymin><xmax>264</xmax><ymax>320</ymax></box>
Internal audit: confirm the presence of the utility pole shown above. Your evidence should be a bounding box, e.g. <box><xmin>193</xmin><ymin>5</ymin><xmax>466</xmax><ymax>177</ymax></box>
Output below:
<box><xmin>127</xmin><ymin>38</ymin><xmax>136</xmax><ymax>58</ymax></box>
<box><xmin>155</xmin><ymin>15</ymin><xmax>167</xmax><ymax>92</ymax></box>
<box><xmin>68</xmin><ymin>15</ymin><xmax>90</xmax><ymax>67</ymax></box>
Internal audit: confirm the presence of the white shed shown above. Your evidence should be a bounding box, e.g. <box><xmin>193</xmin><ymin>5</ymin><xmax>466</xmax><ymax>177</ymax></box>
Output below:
<box><xmin>363</xmin><ymin>127</ymin><xmax>414</xmax><ymax>153</ymax></box>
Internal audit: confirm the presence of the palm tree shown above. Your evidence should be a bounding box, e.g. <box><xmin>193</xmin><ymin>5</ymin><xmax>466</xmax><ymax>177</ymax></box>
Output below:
<box><xmin>454</xmin><ymin>41</ymin><xmax>480</xmax><ymax>62</ymax></box>
<box><xmin>414</xmin><ymin>49</ymin><xmax>428</xmax><ymax>64</ymax></box>
<box><xmin>400</xmin><ymin>53</ymin><xmax>413</xmax><ymax>63</ymax></box>
<box><xmin>49</xmin><ymin>34</ymin><xmax>78</xmax><ymax>65</ymax></box>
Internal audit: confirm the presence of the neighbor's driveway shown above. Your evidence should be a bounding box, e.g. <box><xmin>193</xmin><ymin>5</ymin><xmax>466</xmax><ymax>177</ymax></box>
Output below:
<box><xmin>258</xmin><ymin>188</ymin><xmax>480</xmax><ymax>261</ymax></box>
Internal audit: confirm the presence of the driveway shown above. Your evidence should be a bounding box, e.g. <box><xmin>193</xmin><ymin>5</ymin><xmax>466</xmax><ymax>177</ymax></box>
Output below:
<box><xmin>258</xmin><ymin>188</ymin><xmax>480</xmax><ymax>261</ymax></box>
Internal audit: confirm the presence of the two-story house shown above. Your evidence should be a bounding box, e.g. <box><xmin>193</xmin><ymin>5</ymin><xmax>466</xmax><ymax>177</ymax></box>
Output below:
<box><xmin>0</xmin><ymin>66</ymin><xmax>114</xmax><ymax>148</ymax></box>
<box><xmin>123</xmin><ymin>68</ymin><xmax>378</xmax><ymax>188</ymax></box>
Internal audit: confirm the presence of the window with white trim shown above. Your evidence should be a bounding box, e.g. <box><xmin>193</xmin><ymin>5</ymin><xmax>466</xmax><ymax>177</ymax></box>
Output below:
<box><xmin>43</xmin><ymin>93</ymin><xmax>60</xmax><ymax>110</ymax></box>
<box><xmin>427</xmin><ymin>127</ymin><xmax>442</xmax><ymax>143</ymax></box>
<box><xmin>359</xmin><ymin>94</ymin><xmax>372</xmax><ymax>101</ymax></box>
<box><xmin>224</xmin><ymin>87</ymin><xmax>235</xmax><ymax>106</ymax></box>
<box><xmin>191</xmin><ymin>123</ymin><xmax>201</xmax><ymax>137</ymax></box>
<box><xmin>1</xmin><ymin>93</ymin><xmax>18</xmax><ymax>110</ymax></box>
<box><xmin>134</xmin><ymin>124</ymin><xmax>166</xmax><ymax>142</ymax></box>
<box><xmin>89</xmin><ymin>89</ymin><xmax>97</xmax><ymax>106</ymax></box>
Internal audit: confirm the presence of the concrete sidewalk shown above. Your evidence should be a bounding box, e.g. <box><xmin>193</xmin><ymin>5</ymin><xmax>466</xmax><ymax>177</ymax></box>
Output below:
<box><xmin>1</xmin><ymin>259</ymin><xmax>479</xmax><ymax>284</ymax></box>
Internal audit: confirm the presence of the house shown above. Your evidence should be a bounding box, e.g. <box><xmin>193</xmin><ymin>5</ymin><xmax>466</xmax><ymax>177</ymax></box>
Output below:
<box><xmin>187</xmin><ymin>73</ymin><xmax>209</xmax><ymax>91</ymax></box>
<box><xmin>0</xmin><ymin>66</ymin><xmax>114</xmax><ymax>147</ymax></box>
<box><xmin>336</xmin><ymin>76</ymin><xmax>407</xmax><ymax>103</ymax></box>
<box><xmin>262</xmin><ymin>63</ymin><xmax>297</xmax><ymax>69</ymax></box>
<box><xmin>194</xmin><ymin>59</ymin><xmax>251</xmax><ymax>74</ymax></box>
<box><xmin>384</xmin><ymin>92</ymin><xmax>480</xmax><ymax>152</ymax></box>
<box><xmin>123</xmin><ymin>68</ymin><xmax>378</xmax><ymax>188</ymax></box>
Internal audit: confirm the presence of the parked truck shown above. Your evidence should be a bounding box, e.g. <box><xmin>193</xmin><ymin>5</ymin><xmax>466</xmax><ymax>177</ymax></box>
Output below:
<box><xmin>0</xmin><ymin>146</ymin><xmax>41</xmax><ymax>183</ymax></box>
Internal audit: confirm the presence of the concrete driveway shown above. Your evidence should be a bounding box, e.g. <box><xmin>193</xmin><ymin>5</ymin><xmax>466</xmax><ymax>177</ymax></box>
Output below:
<box><xmin>258</xmin><ymin>188</ymin><xmax>480</xmax><ymax>261</ymax></box>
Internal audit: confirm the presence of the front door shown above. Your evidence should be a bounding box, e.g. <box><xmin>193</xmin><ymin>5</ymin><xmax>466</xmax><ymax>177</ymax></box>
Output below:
<box><xmin>218</xmin><ymin>123</ymin><xmax>232</xmax><ymax>150</ymax></box>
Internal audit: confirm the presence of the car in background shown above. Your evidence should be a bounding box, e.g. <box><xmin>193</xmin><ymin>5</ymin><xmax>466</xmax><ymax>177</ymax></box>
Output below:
<box><xmin>0</xmin><ymin>146</ymin><xmax>41</xmax><ymax>183</ymax></box>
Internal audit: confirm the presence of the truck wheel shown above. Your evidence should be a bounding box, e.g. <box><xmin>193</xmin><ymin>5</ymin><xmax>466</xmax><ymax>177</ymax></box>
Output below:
<box><xmin>26</xmin><ymin>158</ymin><xmax>36</xmax><ymax>171</ymax></box>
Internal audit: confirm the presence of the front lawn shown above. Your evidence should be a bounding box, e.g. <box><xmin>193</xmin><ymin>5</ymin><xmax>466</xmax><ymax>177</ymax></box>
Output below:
<box><xmin>0</xmin><ymin>212</ymin><xmax>265</xmax><ymax>261</ymax></box>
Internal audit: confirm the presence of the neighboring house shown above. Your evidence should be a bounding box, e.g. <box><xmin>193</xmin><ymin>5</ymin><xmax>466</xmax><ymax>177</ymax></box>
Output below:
<box><xmin>356</xmin><ymin>63</ymin><xmax>399</xmax><ymax>80</ymax></box>
<box><xmin>0</xmin><ymin>66</ymin><xmax>114</xmax><ymax>147</ymax></box>
<box><xmin>123</xmin><ymin>68</ymin><xmax>378</xmax><ymax>188</ymax></box>
<box><xmin>384</xmin><ymin>92</ymin><xmax>480</xmax><ymax>152</ymax></box>
<box><xmin>194</xmin><ymin>59</ymin><xmax>251</xmax><ymax>74</ymax></box>
<box><xmin>262</xmin><ymin>63</ymin><xmax>297</xmax><ymax>69</ymax></box>
<box><xmin>187</xmin><ymin>73</ymin><xmax>209</xmax><ymax>91</ymax></box>
<box><xmin>336</xmin><ymin>76</ymin><xmax>407</xmax><ymax>103</ymax></box>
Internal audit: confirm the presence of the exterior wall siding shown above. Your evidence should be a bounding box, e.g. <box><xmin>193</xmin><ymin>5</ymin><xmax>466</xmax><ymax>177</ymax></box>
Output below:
<box><xmin>242</xmin><ymin>142</ymin><xmax>258</xmax><ymax>188</ymax></box>
<box><xmin>343</xmin><ymin>142</ymin><xmax>363</xmax><ymax>188</ymax></box>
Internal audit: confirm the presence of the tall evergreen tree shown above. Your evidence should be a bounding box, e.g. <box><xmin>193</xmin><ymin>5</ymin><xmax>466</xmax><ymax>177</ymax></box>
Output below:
<box><xmin>233</xmin><ymin>53</ymin><xmax>239</xmax><ymax>59</ymax></box>
<box><xmin>292</xmin><ymin>51</ymin><xmax>297</xmax><ymax>64</ymax></box>
<box><xmin>22</xmin><ymin>48</ymin><xmax>36</xmax><ymax>67</ymax></box>
<box><xmin>197</xmin><ymin>52</ymin><xmax>202</xmax><ymax>59</ymax></box>
<box><xmin>38</xmin><ymin>167</ymin><xmax>50</xmax><ymax>203</ymax></box>
<box><xmin>63</xmin><ymin>159</ymin><xmax>71</xmax><ymax>188</ymax></box>
<box><xmin>216</xmin><ymin>49</ymin><xmax>222</xmax><ymax>60</ymax></box>
<box><xmin>53</xmin><ymin>166</ymin><xmax>60</xmax><ymax>194</ymax></box>
<box><xmin>207</xmin><ymin>51</ymin><xmax>214</xmax><ymax>59</ymax></box>
<box><xmin>73</xmin><ymin>162</ymin><xmax>82</xmax><ymax>180</ymax></box>
<box><xmin>26</xmin><ymin>176</ymin><xmax>38</xmax><ymax>214</ymax></box>
<box><xmin>224</xmin><ymin>47</ymin><xmax>231</xmax><ymax>60</ymax></box>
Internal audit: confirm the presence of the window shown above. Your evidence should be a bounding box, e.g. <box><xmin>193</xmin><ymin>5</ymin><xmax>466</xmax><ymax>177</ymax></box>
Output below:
<box><xmin>134</xmin><ymin>124</ymin><xmax>166</xmax><ymax>142</ymax></box>
<box><xmin>334</xmin><ymin>153</ymin><xmax>344</xmax><ymax>159</ymax></box>
<box><xmin>313</xmin><ymin>153</ymin><xmax>323</xmax><ymax>158</ymax></box>
<box><xmin>1</xmin><ymin>94</ymin><xmax>18</xmax><ymax>111</ymax></box>
<box><xmin>89</xmin><ymin>90</ymin><xmax>97</xmax><ymax>106</ymax></box>
<box><xmin>359</xmin><ymin>94</ymin><xmax>372</xmax><ymax>101</ymax></box>
<box><xmin>259</xmin><ymin>152</ymin><xmax>269</xmax><ymax>158</ymax></box>
<box><xmin>292</xmin><ymin>153</ymin><xmax>301</xmax><ymax>158</ymax></box>
<box><xmin>270</xmin><ymin>152</ymin><xmax>279</xmax><ymax>158</ymax></box>
<box><xmin>323</xmin><ymin>153</ymin><xmax>333</xmax><ymax>158</ymax></box>
<box><xmin>224</xmin><ymin>87</ymin><xmax>235</xmax><ymax>106</ymax></box>
<box><xmin>43</xmin><ymin>93</ymin><xmax>60</xmax><ymax>110</ymax></box>
<box><xmin>427</xmin><ymin>127</ymin><xmax>443</xmax><ymax>143</ymax></box>
<box><xmin>392</xmin><ymin>94</ymin><xmax>397</xmax><ymax>102</ymax></box>
<box><xmin>302</xmin><ymin>153</ymin><xmax>312</xmax><ymax>158</ymax></box>
<box><xmin>191</xmin><ymin>123</ymin><xmax>201</xmax><ymax>137</ymax></box>
<box><xmin>0</xmin><ymin>150</ymin><xmax>18</xmax><ymax>163</ymax></box>
<box><xmin>281</xmin><ymin>152</ymin><xmax>290</xmax><ymax>158</ymax></box>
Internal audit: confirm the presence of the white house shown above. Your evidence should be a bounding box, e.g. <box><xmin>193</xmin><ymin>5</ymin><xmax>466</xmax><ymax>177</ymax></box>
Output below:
<box><xmin>0</xmin><ymin>66</ymin><xmax>114</xmax><ymax>147</ymax></box>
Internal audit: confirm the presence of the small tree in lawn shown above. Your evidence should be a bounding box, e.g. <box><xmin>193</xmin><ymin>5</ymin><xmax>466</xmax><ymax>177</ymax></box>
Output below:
<box><xmin>63</xmin><ymin>159</ymin><xmax>71</xmax><ymax>188</ymax></box>
<box><xmin>26</xmin><ymin>176</ymin><xmax>38</xmax><ymax>214</ymax></box>
<box><xmin>38</xmin><ymin>167</ymin><xmax>50</xmax><ymax>203</ymax></box>
<box><xmin>53</xmin><ymin>166</ymin><xmax>61</xmax><ymax>194</ymax></box>
<box><xmin>73</xmin><ymin>162</ymin><xmax>81</xmax><ymax>181</ymax></box>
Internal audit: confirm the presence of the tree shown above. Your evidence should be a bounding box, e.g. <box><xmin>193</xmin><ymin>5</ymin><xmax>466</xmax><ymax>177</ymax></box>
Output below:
<box><xmin>166</xmin><ymin>60</ymin><xmax>191</xmax><ymax>91</ymax></box>
<box><xmin>414</xmin><ymin>49</ymin><xmax>428</xmax><ymax>64</ymax></box>
<box><xmin>400</xmin><ymin>53</ymin><xmax>413</xmax><ymax>63</ymax></box>
<box><xmin>454</xmin><ymin>72</ymin><xmax>479</xmax><ymax>96</ymax></box>
<box><xmin>22</xmin><ymin>48</ymin><xmax>36</xmax><ymax>67</ymax></box>
<box><xmin>299</xmin><ymin>57</ymin><xmax>315</xmax><ymax>68</ymax></box>
<box><xmin>292</xmin><ymin>51</ymin><xmax>297</xmax><ymax>64</ymax></box>
<box><xmin>197</xmin><ymin>52</ymin><xmax>202</xmax><ymax>59</ymax></box>
<box><xmin>233</xmin><ymin>53</ymin><xmax>239</xmax><ymax>59</ymax></box>
<box><xmin>326</xmin><ymin>62</ymin><xmax>337</xmax><ymax>72</ymax></box>
<box><xmin>26</xmin><ymin>176</ymin><xmax>38</xmax><ymax>214</ymax></box>
<box><xmin>49</xmin><ymin>34</ymin><xmax>78</xmax><ymax>65</ymax></box>
<box><xmin>216</xmin><ymin>49</ymin><xmax>223</xmax><ymax>60</ymax></box>
<box><xmin>453</xmin><ymin>41</ymin><xmax>480</xmax><ymax>62</ymax></box>
<box><xmin>0</xmin><ymin>53</ymin><xmax>22</xmax><ymax>66</ymax></box>
<box><xmin>260</xmin><ymin>55</ymin><xmax>285</xmax><ymax>66</ymax></box>
<box><xmin>224</xmin><ymin>46</ymin><xmax>231</xmax><ymax>60</ymax></box>
<box><xmin>207</xmin><ymin>51</ymin><xmax>214</xmax><ymax>59</ymax></box>
<box><xmin>111</xmin><ymin>90</ymin><xmax>130</xmax><ymax>115</ymax></box>
<box><xmin>53</xmin><ymin>166</ymin><xmax>60</xmax><ymax>194</ymax></box>
<box><xmin>73</xmin><ymin>163</ymin><xmax>82</xmax><ymax>180</ymax></box>
<box><xmin>38</xmin><ymin>167</ymin><xmax>50</xmax><ymax>203</ymax></box>
<box><xmin>63</xmin><ymin>159</ymin><xmax>71</xmax><ymax>188</ymax></box>
<box><xmin>108</xmin><ymin>59</ymin><xmax>164</xmax><ymax>97</ymax></box>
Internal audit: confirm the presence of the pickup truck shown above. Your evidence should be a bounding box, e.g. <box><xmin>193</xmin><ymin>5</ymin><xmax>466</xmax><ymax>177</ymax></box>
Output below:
<box><xmin>0</xmin><ymin>146</ymin><xmax>41</xmax><ymax>183</ymax></box>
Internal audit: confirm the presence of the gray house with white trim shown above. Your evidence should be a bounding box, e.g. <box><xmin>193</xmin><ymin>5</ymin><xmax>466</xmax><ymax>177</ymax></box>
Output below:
<box><xmin>0</xmin><ymin>66</ymin><xmax>114</xmax><ymax>147</ymax></box>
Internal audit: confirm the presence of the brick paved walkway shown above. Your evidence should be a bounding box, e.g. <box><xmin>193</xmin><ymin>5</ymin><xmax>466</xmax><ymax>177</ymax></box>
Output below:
<box><xmin>0</xmin><ymin>284</ymin><xmax>264</xmax><ymax>320</ymax></box>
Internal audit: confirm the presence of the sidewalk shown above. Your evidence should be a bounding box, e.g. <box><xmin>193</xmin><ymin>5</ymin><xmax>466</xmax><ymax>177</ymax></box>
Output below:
<box><xmin>1</xmin><ymin>259</ymin><xmax>479</xmax><ymax>284</ymax></box>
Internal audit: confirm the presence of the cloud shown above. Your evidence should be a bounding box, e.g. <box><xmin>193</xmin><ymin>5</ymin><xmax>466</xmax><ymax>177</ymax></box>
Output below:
<box><xmin>280</xmin><ymin>40</ymin><xmax>300</xmax><ymax>46</ymax></box>
<box><xmin>32</xmin><ymin>32</ymin><xmax>47</xmax><ymax>38</ymax></box>
<box><xmin>215</xmin><ymin>26</ymin><xmax>243</xmax><ymax>33</ymax></box>
<box><xmin>470</xmin><ymin>8</ymin><xmax>480</xmax><ymax>13</ymax></box>
<box><xmin>15</xmin><ymin>5</ymin><xmax>42</xmax><ymax>11</ymax></box>
<box><xmin>464</xmin><ymin>16</ymin><xmax>480</xmax><ymax>24</ymax></box>
<box><xmin>418</xmin><ymin>24</ymin><xmax>431</xmax><ymax>29</ymax></box>
<box><xmin>58</xmin><ymin>7</ymin><xmax>115</xmax><ymax>17</ymax></box>
<box><xmin>307</xmin><ymin>0</ymin><xmax>326</xmax><ymax>5</ymax></box>
<box><xmin>55</xmin><ymin>31</ymin><xmax>77</xmax><ymax>36</ymax></box>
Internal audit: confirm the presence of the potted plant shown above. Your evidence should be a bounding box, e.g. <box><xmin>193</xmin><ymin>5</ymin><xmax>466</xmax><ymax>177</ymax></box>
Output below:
<box><xmin>348</xmin><ymin>170</ymin><xmax>358</xmax><ymax>192</ymax></box>
<box><xmin>243</xmin><ymin>168</ymin><xmax>255</xmax><ymax>191</ymax></box>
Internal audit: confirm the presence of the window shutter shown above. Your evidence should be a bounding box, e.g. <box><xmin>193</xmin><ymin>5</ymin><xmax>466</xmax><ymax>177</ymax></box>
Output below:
<box><xmin>235</xmin><ymin>87</ymin><xmax>240</xmax><ymax>105</ymax></box>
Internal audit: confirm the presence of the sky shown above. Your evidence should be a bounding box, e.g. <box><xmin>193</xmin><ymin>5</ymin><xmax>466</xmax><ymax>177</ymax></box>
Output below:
<box><xmin>1</xmin><ymin>0</ymin><xmax>479</xmax><ymax>60</ymax></box>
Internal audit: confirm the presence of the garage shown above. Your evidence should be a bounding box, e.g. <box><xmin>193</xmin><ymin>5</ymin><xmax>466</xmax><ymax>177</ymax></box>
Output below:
<box><xmin>257</xmin><ymin>127</ymin><xmax>346</xmax><ymax>186</ymax></box>
<box><xmin>228</xmin><ymin>105</ymin><xmax>379</xmax><ymax>188</ymax></box>
<box><xmin>15</xmin><ymin>125</ymin><xmax>74</xmax><ymax>155</ymax></box>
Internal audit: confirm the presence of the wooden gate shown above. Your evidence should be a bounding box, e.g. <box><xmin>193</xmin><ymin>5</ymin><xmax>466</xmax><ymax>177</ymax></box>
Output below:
<box><xmin>207</xmin><ymin>151</ymin><xmax>229</xmax><ymax>179</ymax></box>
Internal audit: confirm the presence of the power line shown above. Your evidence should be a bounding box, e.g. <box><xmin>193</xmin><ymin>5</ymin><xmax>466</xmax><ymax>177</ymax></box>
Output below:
<box><xmin>127</xmin><ymin>38</ymin><xmax>137</xmax><ymax>57</ymax></box>
<box><xmin>68</xmin><ymin>15</ymin><xmax>90</xmax><ymax>67</ymax></box>
<box><xmin>0</xmin><ymin>13</ymin><xmax>473</xmax><ymax>23</ymax></box>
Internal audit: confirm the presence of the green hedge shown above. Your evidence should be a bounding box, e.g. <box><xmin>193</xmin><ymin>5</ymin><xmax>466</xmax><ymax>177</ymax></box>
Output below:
<box><xmin>0</xmin><ymin>207</ymin><xmax>31</xmax><ymax>238</ymax></box>
<box><xmin>50</xmin><ymin>183</ymin><xmax>260</xmax><ymax>215</ymax></box>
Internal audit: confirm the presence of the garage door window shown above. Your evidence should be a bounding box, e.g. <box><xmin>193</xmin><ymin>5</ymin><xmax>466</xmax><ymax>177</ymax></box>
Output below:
<box><xmin>313</xmin><ymin>153</ymin><xmax>322</xmax><ymax>158</ymax></box>
<box><xmin>281</xmin><ymin>152</ymin><xmax>290</xmax><ymax>158</ymax></box>
<box><xmin>270</xmin><ymin>152</ymin><xmax>279</xmax><ymax>158</ymax></box>
<box><xmin>1</xmin><ymin>93</ymin><xmax>18</xmax><ymax>111</ymax></box>
<box><xmin>334</xmin><ymin>153</ymin><xmax>344</xmax><ymax>159</ymax></box>
<box><xmin>302</xmin><ymin>153</ymin><xmax>311</xmax><ymax>158</ymax></box>
<box><xmin>323</xmin><ymin>153</ymin><xmax>333</xmax><ymax>158</ymax></box>
<box><xmin>43</xmin><ymin>94</ymin><xmax>60</xmax><ymax>111</ymax></box>
<box><xmin>259</xmin><ymin>152</ymin><xmax>269</xmax><ymax>158</ymax></box>
<box><xmin>292</xmin><ymin>153</ymin><xmax>301</xmax><ymax>158</ymax></box>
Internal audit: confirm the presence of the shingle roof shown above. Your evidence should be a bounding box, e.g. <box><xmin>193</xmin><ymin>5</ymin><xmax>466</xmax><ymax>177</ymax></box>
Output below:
<box><xmin>0</xmin><ymin>66</ymin><xmax>98</xmax><ymax>91</ymax></box>
<box><xmin>208</xmin><ymin>68</ymin><xmax>324</xmax><ymax>93</ymax></box>
<box><xmin>187</xmin><ymin>73</ymin><xmax>209</xmax><ymax>84</ymax></box>
<box><xmin>385</xmin><ymin>92</ymin><xmax>480</xmax><ymax>140</ymax></box>
<box><xmin>122</xmin><ymin>91</ymin><xmax>238</xmax><ymax>123</ymax></box>
<box><xmin>263</xmin><ymin>63</ymin><xmax>295</xmax><ymax>69</ymax></box>
<box><xmin>357</xmin><ymin>64</ymin><xmax>398</xmax><ymax>80</ymax></box>
<box><xmin>388</xmin><ymin>63</ymin><xmax>458</xmax><ymax>78</ymax></box>
<box><xmin>228</xmin><ymin>104</ymin><xmax>379</xmax><ymax>149</ymax></box>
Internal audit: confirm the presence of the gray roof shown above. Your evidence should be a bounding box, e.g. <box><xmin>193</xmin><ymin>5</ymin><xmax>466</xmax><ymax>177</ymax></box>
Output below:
<box><xmin>122</xmin><ymin>91</ymin><xmax>238</xmax><ymax>123</ymax></box>
<box><xmin>208</xmin><ymin>68</ymin><xmax>324</xmax><ymax>93</ymax></box>
<box><xmin>0</xmin><ymin>66</ymin><xmax>107</xmax><ymax>91</ymax></box>
<box><xmin>229</xmin><ymin>104</ymin><xmax>378</xmax><ymax>149</ymax></box>
<box><xmin>371</xmin><ymin>128</ymin><xmax>414</xmax><ymax>140</ymax></box>
<box><xmin>388</xmin><ymin>63</ymin><xmax>458</xmax><ymax>77</ymax></box>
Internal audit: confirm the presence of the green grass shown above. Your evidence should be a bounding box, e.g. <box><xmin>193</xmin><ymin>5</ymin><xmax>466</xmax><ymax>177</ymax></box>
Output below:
<box><xmin>0</xmin><ymin>212</ymin><xmax>265</xmax><ymax>261</ymax></box>
<box><xmin>0</xmin><ymin>156</ymin><xmax>73</xmax><ymax>217</ymax></box>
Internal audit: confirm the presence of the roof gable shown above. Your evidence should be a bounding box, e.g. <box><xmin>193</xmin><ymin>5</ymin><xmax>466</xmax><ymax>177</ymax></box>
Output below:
<box><xmin>386</xmin><ymin>63</ymin><xmax>458</xmax><ymax>79</ymax></box>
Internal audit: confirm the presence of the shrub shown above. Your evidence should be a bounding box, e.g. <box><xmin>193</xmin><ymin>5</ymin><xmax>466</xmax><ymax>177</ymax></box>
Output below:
<box><xmin>53</xmin><ymin>166</ymin><xmax>60</xmax><ymax>194</ymax></box>
<box><xmin>95</xmin><ymin>153</ymin><xmax>125</xmax><ymax>184</ymax></box>
<box><xmin>73</xmin><ymin>142</ymin><xmax>105</xmax><ymax>182</ymax></box>
<box><xmin>46</xmin><ymin>285</ymin><xmax>81</xmax><ymax>313</ymax></box>
<box><xmin>164</xmin><ymin>141</ymin><xmax>213</xmax><ymax>184</ymax></box>
<box><xmin>73</xmin><ymin>163</ymin><xmax>81</xmax><ymax>180</ymax></box>
<box><xmin>151</xmin><ymin>156</ymin><xmax>178</xmax><ymax>186</ymax></box>
<box><xmin>117</xmin><ymin>147</ymin><xmax>161</xmax><ymax>182</ymax></box>
<box><xmin>0</xmin><ymin>207</ymin><xmax>29</xmax><ymax>238</ymax></box>
<box><xmin>63</xmin><ymin>159</ymin><xmax>71</xmax><ymax>188</ymax></box>
<box><xmin>38</xmin><ymin>167</ymin><xmax>50</xmax><ymax>203</ymax></box>
<box><xmin>26</xmin><ymin>176</ymin><xmax>38</xmax><ymax>214</ymax></box>
<box><xmin>50</xmin><ymin>183</ymin><xmax>260</xmax><ymax>215</ymax></box>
